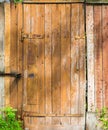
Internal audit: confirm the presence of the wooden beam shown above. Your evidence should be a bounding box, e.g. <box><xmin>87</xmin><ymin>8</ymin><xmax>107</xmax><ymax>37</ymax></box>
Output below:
<box><xmin>23</xmin><ymin>0</ymin><xmax>84</xmax><ymax>4</ymax></box>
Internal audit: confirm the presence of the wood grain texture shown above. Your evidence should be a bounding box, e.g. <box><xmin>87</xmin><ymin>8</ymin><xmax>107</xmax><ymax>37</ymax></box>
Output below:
<box><xmin>102</xmin><ymin>6</ymin><xmax>108</xmax><ymax>107</ymax></box>
<box><xmin>22</xmin><ymin>3</ymin><xmax>86</xmax><ymax>129</ymax></box>
<box><xmin>61</xmin><ymin>4</ymin><xmax>71</xmax><ymax>125</ymax></box>
<box><xmin>23</xmin><ymin>4</ymin><xmax>31</xmax><ymax>128</ymax></box>
<box><xmin>4</xmin><ymin>3</ymin><xmax>11</xmax><ymax>107</ymax></box>
<box><xmin>86</xmin><ymin>112</ymin><xmax>101</xmax><ymax>130</ymax></box>
<box><xmin>23</xmin><ymin>0</ymin><xmax>84</xmax><ymax>3</ymax></box>
<box><xmin>79</xmin><ymin>4</ymin><xmax>86</xmax><ymax>126</ymax></box>
<box><xmin>10</xmin><ymin>3</ymin><xmax>18</xmax><ymax>109</ymax></box>
<box><xmin>0</xmin><ymin>4</ymin><xmax>4</xmax><ymax>108</ymax></box>
<box><xmin>86</xmin><ymin>5</ymin><xmax>95</xmax><ymax>112</ymax></box>
<box><xmin>45</xmin><ymin>4</ymin><xmax>52</xmax><ymax>125</ymax></box>
<box><xmin>51</xmin><ymin>4</ymin><xmax>61</xmax><ymax>125</ymax></box>
<box><xmin>17</xmin><ymin>3</ymin><xmax>23</xmax><ymax>114</ymax></box>
<box><xmin>5</xmin><ymin>3</ymin><xmax>86</xmax><ymax>129</ymax></box>
<box><xmin>71</xmin><ymin>4</ymin><xmax>80</xmax><ymax>125</ymax></box>
<box><xmin>94</xmin><ymin>6</ymin><xmax>103</xmax><ymax>110</ymax></box>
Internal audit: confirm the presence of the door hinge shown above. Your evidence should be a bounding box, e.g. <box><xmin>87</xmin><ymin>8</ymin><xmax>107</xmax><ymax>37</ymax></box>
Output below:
<box><xmin>0</xmin><ymin>72</ymin><xmax>21</xmax><ymax>78</ymax></box>
<box><xmin>21</xmin><ymin>29</ymin><xmax>44</xmax><ymax>41</ymax></box>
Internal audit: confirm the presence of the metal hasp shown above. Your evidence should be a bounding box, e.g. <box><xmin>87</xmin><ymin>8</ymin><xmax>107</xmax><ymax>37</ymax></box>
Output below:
<box><xmin>0</xmin><ymin>72</ymin><xmax>21</xmax><ymax>78</ymax></box>
<box><xmin>21</xmin><ymin>29</ymin><xmax>44</xmax><ymax>41</ymax></box>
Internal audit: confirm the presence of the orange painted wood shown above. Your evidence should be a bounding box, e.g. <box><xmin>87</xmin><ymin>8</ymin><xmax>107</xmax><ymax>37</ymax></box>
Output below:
<box><xmin>94</xmin><ymin>6</ymin><xmax>103</xmax><ymax>110</ymax></box>
<box><xmin>102</xmin><ymin>6</ymin><xmax>108</xmax><ymax>107</ymax></box>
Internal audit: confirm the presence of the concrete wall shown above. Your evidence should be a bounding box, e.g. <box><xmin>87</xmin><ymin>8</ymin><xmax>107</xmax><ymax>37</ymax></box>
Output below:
<box><xmin>0</xmin><ymin>4</ymin><xmax>4</xmax><ymax>108</ymax></box>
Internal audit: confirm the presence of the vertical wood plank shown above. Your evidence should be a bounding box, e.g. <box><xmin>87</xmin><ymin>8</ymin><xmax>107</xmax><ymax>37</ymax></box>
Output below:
<box><xmin>23</xmin><ymin>4</ymin><xmax>30</xmax><ymax>111</ymax></box>
<box><xmin>34</xmin><ymin>4</ymin><xmax>45</xmax><ymax>126</ymax></box>
<box><xmin>86</xmin><ymin>5</ymin><xmax>95</xmax><ymax>112</ymax></box>
<box><xmin>37</xmin><ymin>4</ymin><xmax>45</xmax><ymax>115</ymax></box>
<box><xmin>52</xmin><ymin>4</ymin><xmax>61</xmax><ymax>125</ymax></box>
<box><xmin>45</xmin><ymin>4</ymin><xmax>52</xmax><ymax>125</ymax></box>
<box><xmin>10</xmin><ymin>3</ymin><xmax>18</xmax><ymax>109</ymax></box>
<box><xmin>71</xmin><ymin>4</ymin><xmax>80</xmax><ymax>125</ymax></box>
<box><xmin>79</xmin><ymin>4</ymin><xmax>86</xmax><ymax>126</ymax></box>
<box><xmin>4</xmin><ymin>3</ymin><xmax>11</xmax><ymax>107</ymax></box>
<box><xmin>94</xmin><ymin>6</ymin><xmax>103</xmax><ymax>110</ymax></box>
<box><xmin>0</xmin><ymin>4</ymin><xmax>4</xmax><ymax>108</ymax></box>
<box><xmin>61</xmin><ymin>4</ymin><xmax>71</xmax><ymax>125</ymax></box>
<box><xmin>27</xmin><ymin>4</ymin><xmax>37</xmax><ymax>105</ymax></box>
<box><xmin>102</xmin><ymin>6</ymin><xmax>108</xmax><ymax>107</ymax></box>
<box><xmin>23</xmin><ymin>4</ymin><xmax>31</xmax><ymax>128</ymax></box>
<box><xmin>17</xmin><ymin>3</ymin><xmax>23</xmax><ymax>113</ymax></box>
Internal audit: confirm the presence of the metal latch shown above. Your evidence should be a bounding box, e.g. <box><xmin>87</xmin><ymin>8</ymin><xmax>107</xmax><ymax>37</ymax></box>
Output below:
<box><xmin>21</xmin><ymin>29</ymin><xmax>44</xmax><ymax>41</ymax></box>
<box><xmin>0</xmin><ymin>72</ymin><xmax>21</xmax><ymax>78</ymax></box>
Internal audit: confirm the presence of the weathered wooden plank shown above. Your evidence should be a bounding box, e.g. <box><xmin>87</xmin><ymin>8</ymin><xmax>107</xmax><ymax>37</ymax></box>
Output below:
<box><xmin>0</xmin><ymin>4</ymin><xmax>4</xmax><ymax>108</ymax></box>
<box><xmin>27</xmin><ymin>5</ymin><xmax>37</xmax><ymax>105</ymax></box>
<box><xmin>86</xmin><ymin>112</ymin><xmax>101</xmax><ymax>130</ymax></box>
<box><xmin>24</xmin><ymin>123</ymin><xmax>85</xmax><ymax>130</ymax></box>
<box><xmin>10</xmin><ymin>3</ymin><xmax>18</xmax><ymax>109</ymax></box>
<box><xmin>35</xmin><ymin>5</ymin><xmax>45</xmax><ymax>126</ymax></box>
<box><xmin>37</xmin><ymin>4</ymin><xmax>45</xmax><ymax>115</ymax></box>
<box><xmin>4</xmin><ymin>3</ymin><xmax>11</xmax><ymax>107</ymax></box>
<box><xmin>102</xmin><ymin>6</ymin><xmax>108</xmax><ymax>107</ymax></box>
<box><xmin>94</xmin><ymin>6</ymin><xmax>103</xmax><ymax>110</ymax></box>
<box><xmin>70</xmin><ymin>4</ymin><xmax>80</xmax><ymax>125</ymax></box>
<box><xmin>45</xmin><ymin>4</ymin><xmax>52</xmax><ymax>125</ymax></box>
<box><xmin>52</xmin><ymin>4</ymin><xmax>61</xmax><ymax>125</ymax></box>
<box><xmin>17</xmin><ymin>3</ymin><xmax>23</xmax><ymax>113</ymax></box>
<box><xmin>61</xmin><ymin>4</ymin><xmax>71</xmax><ymax>125</ymax></box>
<box><xmin>79</xmin><ymin>4</ymin><xmax>86</xmax><ymax>126</ymax></box>
<box><xmin>86</xmin><ymin>5</ymin><xmax>95</xmax><ymax>112</ymax></box>
<box><xmin>23</xmin><ymin>4</ymin><xmax>31</xmax><ymax>128</ymax></box>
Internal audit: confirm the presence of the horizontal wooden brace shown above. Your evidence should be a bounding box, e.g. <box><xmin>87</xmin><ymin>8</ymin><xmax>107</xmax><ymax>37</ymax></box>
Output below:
<box><xmin>22</xmin><ymin>0</ymin><xmax>84</xmax><ymax>4</ymax></box>
<box><xmin>23</xmin><ymin>112</ymin><xmax>84</xmax><ymax>117</ymax></box>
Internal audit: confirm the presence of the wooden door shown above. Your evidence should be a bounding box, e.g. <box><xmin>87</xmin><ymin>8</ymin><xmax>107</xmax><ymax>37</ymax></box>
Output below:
<box><xmin>21</xmin><ymin>4</ymin><xmax>86</xmax><ymax>130</ymax></box>
<box><xmin>4</xmin><ymin>3</ymin><xmax>86</xmax><ymax>130</ymax></box>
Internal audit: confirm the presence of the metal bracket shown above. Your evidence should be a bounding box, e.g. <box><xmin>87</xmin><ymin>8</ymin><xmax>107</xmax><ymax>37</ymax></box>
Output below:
<box><xmin>0</xmin><ymin>72</ymin><xmax>21</xmax><ymax>78</ymax></box>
